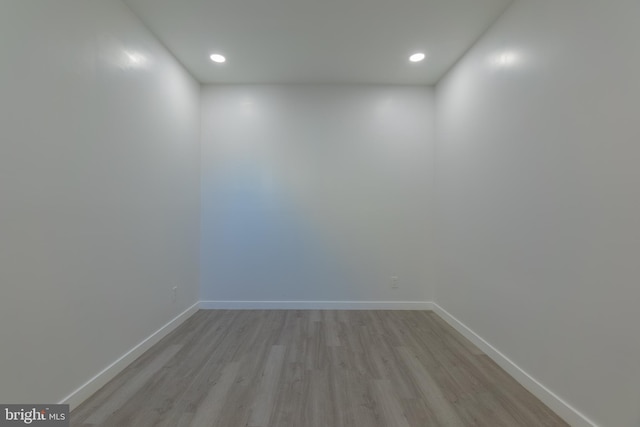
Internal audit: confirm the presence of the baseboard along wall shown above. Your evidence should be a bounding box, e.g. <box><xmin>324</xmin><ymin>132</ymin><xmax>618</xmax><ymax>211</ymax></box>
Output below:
<box><xmin>431</xmin><ymin>303</ymin><xmax>598</xmax><ymax>427</ymax></box>
<box><xmin>59</xmin><ymin>299</ymin><xmax>597</xmax><ymax>427</ymax></box>
<box><xmin>198</xmin><ymin>300</ymin><xmax>434</xmax><ymax>310</ymax></box>
<box><xmin>60</xmin><ymin>302</ymin><xmax>199</xmax><ymax>410</ymax></box>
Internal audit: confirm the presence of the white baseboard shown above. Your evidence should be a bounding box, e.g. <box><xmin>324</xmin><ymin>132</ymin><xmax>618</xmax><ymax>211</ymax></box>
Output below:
<box><xmin>58</xmin><ymin>299</ymin><xmax>596</xmax><ymax>427</ymax></box>
<box><xmin>199</xmin><ymin>300</ymin><xmax>434</xmax><ymax>310</ymax></box>
<box><xmin>59</xmin><ymin>302</ymin><xmax>199</xmax><ymax>410</ymax></box>
<box><xmin>431</xmin><ymin>303</ymin><xmax>597</xmax><ymax>427</ymax></box>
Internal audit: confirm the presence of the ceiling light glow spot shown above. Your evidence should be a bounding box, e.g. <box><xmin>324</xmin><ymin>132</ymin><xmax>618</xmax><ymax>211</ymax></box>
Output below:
<box><xmin>490</xmin><ymin>50</ymin><xmax>521</xmax><ymax>68</ymax></box>
<box><xmin>210</xmin><ymin>54</ymin><xmax>226</xmax><ymax>63</ymax></box>
<box><xmin>409</xmin><ymin>53</ymin><xmax>426</xmax><ymax>63</ymax></box>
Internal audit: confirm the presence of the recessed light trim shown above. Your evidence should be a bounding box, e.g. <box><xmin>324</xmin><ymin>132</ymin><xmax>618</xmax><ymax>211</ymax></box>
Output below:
<box><xmin>210</xmin><ymin>54</ymin><xmax>226</xmax><ymax>63</ymax></box>
<box><xmin>409</xmin><ymin>52</ymin><xmax>426</xmax><ymax>63</ymax></box>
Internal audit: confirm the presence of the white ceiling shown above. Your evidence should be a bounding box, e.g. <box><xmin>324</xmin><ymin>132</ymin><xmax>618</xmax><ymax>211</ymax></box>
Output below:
<box><xmin>124</xmin><ymin>0</ymin><xmax>512</xmax><ymax>85</ymax></box>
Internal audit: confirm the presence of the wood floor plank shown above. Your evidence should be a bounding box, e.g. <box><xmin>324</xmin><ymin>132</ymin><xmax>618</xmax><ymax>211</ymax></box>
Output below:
<box><xmin>400</xmin><ymin>397</ymin><xmax>440</xmax><ymax>426</ymax></box>
<box><xmin>371</xmin><ymin>380</ymin><xmax>411</xmax><ymax>427</ymax></box>
<box><xmin>267</xmin><ymin>356</ymin><xmax>306</xmax><ymax>427</ymax></box>
<box><xmin>307</xmin><ymin>368</ymin><xmax>338</xmax><ymax>427</ymax></box>
<box><xmin>70</xmin><ymin>311</ymin><xmax>216</xmax><ymax>423</ymax></box>
<box><xmin>190</xmin><ymin>361</ymin><xmax>239</xmax><ymax>427</ymax></box>
<box><xmin>248</xmin><ymin>345</ymin><xmax>286</xmax><ymax>427</ymax></box>
<box><xmin>71</xmin><ymin>310</ymin><xmax>570</xmax><ymax>427</ymax></box>
<box><xmin>328</xmin><ymin>346</ymin><xmax>383</xmax><ymax>427</ymax></box>
<box><xmin>84</xmin><ymin>344</ymin><xmax>183</xmax><ymax>425</ymax></box>
<box><xmin>114</xmin><ymin>311</ymin><xmax>243</xmax><ymax>427</ymax></box>
<box><xmin>397</xmin><ymin>346</ymin><xmax>467</xmax><ymax>427</ymax></box>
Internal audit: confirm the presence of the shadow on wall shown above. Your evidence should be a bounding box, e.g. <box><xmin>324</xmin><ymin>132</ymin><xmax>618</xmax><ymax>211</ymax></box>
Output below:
<box><xmin>201</xmin><ymin>163</ymin><xmax>359</xmax><ymax>301</ymax></box>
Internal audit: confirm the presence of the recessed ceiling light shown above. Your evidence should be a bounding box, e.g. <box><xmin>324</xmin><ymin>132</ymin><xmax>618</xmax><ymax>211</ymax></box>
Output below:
<box><xmin>409</xmin><ymin>53</ymin><xmax>426</xmax><ymax>63</ymax></box>
<box><xmin>494</xmin><ymin>51</ymin><xmax>518</xmax><ymax>67</ymax></box>
<box><xmin>210</xmin><ymin>54</ymin><xmax>226</xmax><ymax>63</ymax></box>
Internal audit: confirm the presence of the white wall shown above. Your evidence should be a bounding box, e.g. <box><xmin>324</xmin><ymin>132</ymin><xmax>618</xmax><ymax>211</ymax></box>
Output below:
<box><xmin>436</xmin><ymin>1</ymin><xmax>640</xmax><ymax>426</ymax></box>
<box><xmin>201</xmin><ymin>85</ymin><xmax>435</xmax><ymax>304</ymax></box>
<box><xmin>0</xmin><ymin>1</ymin><xmax>200</xmax><ymax>405</ymax></box>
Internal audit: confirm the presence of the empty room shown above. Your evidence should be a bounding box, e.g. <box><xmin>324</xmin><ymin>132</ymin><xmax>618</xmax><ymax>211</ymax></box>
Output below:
<box><xmin>1</xmin><ymin>0</ymin><xmax>638</xmax><ymax>426</ymax></box>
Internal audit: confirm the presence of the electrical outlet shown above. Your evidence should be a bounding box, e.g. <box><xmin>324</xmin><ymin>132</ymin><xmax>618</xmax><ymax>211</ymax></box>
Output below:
<box><xmin>391</xmin><ymin>276</ymin><xmax>399</xmax><ymax>289</ymax></box>
<box><xmin>172</xmin><ymin>286</ymin><xmax>178</xmax><ymax>302</ymax></box>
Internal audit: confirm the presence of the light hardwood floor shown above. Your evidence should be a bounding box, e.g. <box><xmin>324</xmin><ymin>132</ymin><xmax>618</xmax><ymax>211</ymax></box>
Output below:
<box><xmin>71</xmin><ymin>310</ymin><xmax>569</xmax><ymax>426</ymax></box>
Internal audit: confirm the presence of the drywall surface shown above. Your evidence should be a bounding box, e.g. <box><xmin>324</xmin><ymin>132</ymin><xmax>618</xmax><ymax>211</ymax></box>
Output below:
<box><xmin>0</xmin><ymin>1</ymin><xmax>200</xmax><ymax>404</ymax></box>
<box><xmin>436</xmin><ymin>0</ymin><xmax>640</xmax><ymax>425</ymax></box>
<box><xmin>201</xmin><ymin>85</ymin><xmax>435</xmax><ymax>303</ymax></box>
